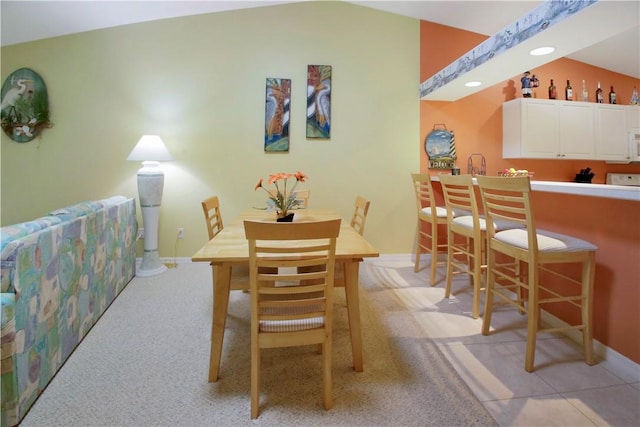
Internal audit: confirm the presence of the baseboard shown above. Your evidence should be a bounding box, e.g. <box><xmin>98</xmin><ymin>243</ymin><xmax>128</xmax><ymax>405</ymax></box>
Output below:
<box><xmin>541</xmin><ymin>310</ymin><xmax>640</xmax><ymax>383</ymax></box>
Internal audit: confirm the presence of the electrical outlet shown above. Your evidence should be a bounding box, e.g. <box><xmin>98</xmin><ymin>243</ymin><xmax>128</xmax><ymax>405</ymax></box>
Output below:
<box><xmin>137</xmin><ymin>228</ymin><xmax>144</xmax><ymax>239</ymax></box>
<box><xmin>177</xmin><ymin>228</ymin><xmax>184</xmax><ymax>239</ymax></box>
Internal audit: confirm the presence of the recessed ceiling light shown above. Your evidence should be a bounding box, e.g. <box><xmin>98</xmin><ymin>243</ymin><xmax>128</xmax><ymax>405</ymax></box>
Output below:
<box><xmin>530</xmin><ymin>46</ymin><xmax>555</xmax><ymax>56</ymax></box>
<box><xmin>465</xmin><ymin>81</ymin><xmax>482</xmax><ymax>87</ymax></box>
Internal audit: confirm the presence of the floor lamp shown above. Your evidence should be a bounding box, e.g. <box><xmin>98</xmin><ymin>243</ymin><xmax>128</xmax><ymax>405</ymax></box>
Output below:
<box><xmin>127</xmin><ymin>135</ymin><xmax>173</xmax><ymax>277</ymax></box>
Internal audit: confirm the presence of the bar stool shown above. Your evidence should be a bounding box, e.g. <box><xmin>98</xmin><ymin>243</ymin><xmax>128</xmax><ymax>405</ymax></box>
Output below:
<box><xmin>411</xmin><ymin>173</ymin><xmax>448</xmax><ymax>286</ymax></box>
<box><xmin>439</xmin><ymin>174</ymin><xmax>524</xmax><ymax>318</ymax></box>
<box><xmin>476</xmin><ymin>176</ymin><xmax>597</xmax><ymax>372</ymax></box>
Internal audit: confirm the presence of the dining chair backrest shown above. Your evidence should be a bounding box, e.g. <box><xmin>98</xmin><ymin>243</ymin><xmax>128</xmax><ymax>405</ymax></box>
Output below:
<box><xmin>243</xmin><ymin>218</ymin><xmax>341</xmax><ymax>418</ymax></box>
<box><xmin>411</xmin><ymin>173</ymin><xmax>439</xmax><ymax>217</ymax></box>
<box><xmin>350</xmin><ymin>196</ymin><xmax>371</xmax><ymax>236</ymax></box>
<box><xmin>201</xmin><ymin>196</ymin><xmax>224</xmax><ymax>240</ymax></box>
<box><xmin>295</xmin><ymin>189</ymin><xmax>310</xmax><ymax>208</ymax></box>
<box><xmin>437</xmin><ymin>174</ymin><xmax>481</xmax><ymax>231</ymax></box>
<box><xmin>476</xmin><ymin>175</ymin><xmax>536</xmax><ymax>254</ymax></box>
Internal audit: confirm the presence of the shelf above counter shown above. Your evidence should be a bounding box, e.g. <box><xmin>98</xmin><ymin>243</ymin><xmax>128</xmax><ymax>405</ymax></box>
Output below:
<box><xmin>430</xmin><ymin>175</ymin><xmax>640</xmax><ymax>202</ymax></box>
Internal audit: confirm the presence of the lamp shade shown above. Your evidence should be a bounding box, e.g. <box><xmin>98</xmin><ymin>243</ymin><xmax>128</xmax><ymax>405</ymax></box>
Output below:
<box><xmin>127</xmin><ymin>135</ymin><xmax>173</xmax><ymax>162</ymax></box>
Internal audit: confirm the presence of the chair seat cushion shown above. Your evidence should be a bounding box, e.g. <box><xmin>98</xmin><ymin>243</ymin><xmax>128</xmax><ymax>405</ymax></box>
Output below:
<box><xmin>420</xmin><ymin>206</ymin><xmax>447</xmax><ymax>218</ymax></box>
<box><xmin>494</xmin><ymin>228</ymin><xmax>597</xmax><ymax>252</ymax></box>
<box><xmin>452</xmin><ymin>215</ymin><xmax>523</xmax><ymax>231</ymax></box>
<box><xmin>259</xmin><ymin>317</ymin><xmax>324</xmax><ymax>332</ymax></box>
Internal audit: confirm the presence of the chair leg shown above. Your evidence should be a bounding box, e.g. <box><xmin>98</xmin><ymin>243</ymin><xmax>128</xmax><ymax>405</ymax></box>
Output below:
<box><xmin>430</xmin><ymin>221</ymin><xmax>438</xmax><ymax>286</ymax></box>
<box><xmin>525</xmin><ymin>264</ymin><xmax>539</xmax><ymax>372</ymax></box>
<box><xmin>251</xmin><ymin>338</ymin><xmax>260</xmax><ymax>418</ymax></box>
<box><xmin>414</xmin><ymin>225</ymin><xmax>422</xmax><ymax>273</ymax></box>
<box><xmin>323</xmin><ymin>339</ymin><xmax>333</xmax><ymax>410</ymax></box>
<box><xmin>582</xmin><ymin>255</ymin><xmax>596</xmax><ymax>365</ymax></box>
<box><xmin>471</xmin><ymin>236</ymin><xmax>482</xmax><ymax>319</ymax></box>
<box><xmin>444</xmin><ymin>231</ymin><xmax>455</xmax><ymax>299</ymax></box>
<box><xmin>481</xmin><ymin>250</ymin><xmax>495</xmax><ymax>336</ymax></box>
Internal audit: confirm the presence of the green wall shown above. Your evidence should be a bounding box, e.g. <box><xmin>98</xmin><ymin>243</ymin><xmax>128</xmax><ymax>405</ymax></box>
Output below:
<box><xmin>1</xmin><ymin>1</ymin><xmax>420</xmax><ymax>257</ymax></box>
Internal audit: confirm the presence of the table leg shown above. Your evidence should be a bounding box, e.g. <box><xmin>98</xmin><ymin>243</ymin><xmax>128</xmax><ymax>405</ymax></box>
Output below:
<box><xmin>343</xmin><ymin>259</ymin><xmax>363</xmax><ymax>372</ymax></box>
<box><xmin>209</xmin><ymin>263</ymin><xmax>232</xmax><ymax>382</ymax></box>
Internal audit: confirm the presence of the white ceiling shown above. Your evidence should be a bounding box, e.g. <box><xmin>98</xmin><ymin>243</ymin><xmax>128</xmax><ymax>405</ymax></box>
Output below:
<box><xmin>1</xmin><ymin>1</ymin><xmax>638</xmax><ymax>80</ymax></box>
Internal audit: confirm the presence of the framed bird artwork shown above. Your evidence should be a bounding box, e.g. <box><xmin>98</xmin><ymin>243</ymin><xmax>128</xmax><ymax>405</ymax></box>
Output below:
<box><xmin>306</xmin><ymin>65</ymin><xmax>331</xmax><ymax>139</ymax></box>
<box><xmin>1</xmin><ymin>68</ymin><xmax>52</xmax><ymax>143</ymax></box>
<box><xmin>264</xmin><ymin>78</ymin><xmax>291</xmax><ymax>152</ymax></box>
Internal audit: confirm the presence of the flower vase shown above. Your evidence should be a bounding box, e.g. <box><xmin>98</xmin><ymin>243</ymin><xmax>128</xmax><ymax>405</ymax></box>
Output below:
<box><xmin>276</xmin><ymin>212</ymin><xmax>295</xmax><ymax>222</ymax></box>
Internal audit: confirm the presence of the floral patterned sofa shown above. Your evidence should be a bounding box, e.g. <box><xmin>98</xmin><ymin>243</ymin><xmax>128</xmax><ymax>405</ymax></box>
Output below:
<box><xmin>0</xmin><ymin>196</ymin><xmax>137</xmax><ymax>427</ymax></box>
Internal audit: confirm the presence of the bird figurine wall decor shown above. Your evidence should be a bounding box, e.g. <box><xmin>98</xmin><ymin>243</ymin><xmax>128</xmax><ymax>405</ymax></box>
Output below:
<box><xmin>0</xmin><ymin>68</ymin><xmax>52</xmax><ymax>143</ymax></box>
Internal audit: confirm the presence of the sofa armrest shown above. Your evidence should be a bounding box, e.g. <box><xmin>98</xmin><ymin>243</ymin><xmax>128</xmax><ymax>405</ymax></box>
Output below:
<box><xmin>1</xmin><ymin>293</ymin><xmax>18</xmax><ymax>427</ymax></box>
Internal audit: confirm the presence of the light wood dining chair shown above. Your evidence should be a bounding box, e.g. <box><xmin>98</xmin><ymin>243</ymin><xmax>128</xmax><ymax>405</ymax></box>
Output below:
<box><xmin>334</xmin><ymin>196</ymin><xmax>371</xmax><ymax>287</ymax></box>
<box><xmin>295</xmin><ymin>189</ymin><xmax>310</xmax><ymax>208</ymax></box>
<box><xmin>201</xmin><ymin>196</ymin><xmax>250</xmax><ymax>291</ymax></box>
<box><xmin>201</xmin><ymin>196</ymin><xmax>224</xmax><ymax>240</ymax></box>
<box><xmin>244</xmin><ymin>219</ymin><xmax>341</xmax><ymax>418</ymax></box>
<box><xmin>411</xmin><ymin>173</ymin><xmax>449</xmax><ymax>285</ymax></box>
<box><xmin>476</xmin><ymin>176</ymin><xmax>597</xmax><ymax>372</ymax></box>
<box><xmin>349</xmin><ymin>195</ymin><xmax>371</xmax><ymax>236</ymax></box>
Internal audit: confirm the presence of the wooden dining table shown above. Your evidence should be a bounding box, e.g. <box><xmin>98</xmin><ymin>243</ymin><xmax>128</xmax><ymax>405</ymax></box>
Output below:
<box><xmin>191</xmin><ymin>208</ymin><xmax>380</xmax><ymax>382</ymax></box>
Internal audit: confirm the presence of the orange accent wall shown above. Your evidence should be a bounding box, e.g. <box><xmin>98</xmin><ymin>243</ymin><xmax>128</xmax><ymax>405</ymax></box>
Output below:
<box><xmin>420</xmin><ymin>21</ymin><xmax>640</xmax><ymax>364</ymax></box>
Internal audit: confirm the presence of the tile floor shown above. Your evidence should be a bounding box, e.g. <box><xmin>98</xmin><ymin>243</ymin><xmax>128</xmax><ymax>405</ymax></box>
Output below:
<box><xmin>362</xmin><ymin>255</ymin><xmax>640</xmax><ymax>427</ymax></box>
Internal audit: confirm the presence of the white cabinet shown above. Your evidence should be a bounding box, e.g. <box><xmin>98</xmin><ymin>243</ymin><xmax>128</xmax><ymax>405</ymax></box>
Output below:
<box><xmin>595</xmin><ymin>104</ymin><xmax>629</xmax><ymax>161</ymax></box>
<box><xmin>628</xmin><ymin>106</ymin><xmax>640</xmax><ymax>129</ymax></box>
<box><xmin>503</xmin><ymin>98</ymin><xmax>639</xmax><ymax>161</ymax></box>
<box><xmin>503</xmin><ymin>98</ymin><xmax>595</xmax><ymax>159</ymax></box>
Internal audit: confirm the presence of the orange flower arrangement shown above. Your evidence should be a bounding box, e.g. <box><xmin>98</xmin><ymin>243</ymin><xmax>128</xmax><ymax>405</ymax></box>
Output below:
<box><xmin>255</xmin><ymin>171</ymin><xmax>308</xmax><ymax>218</ymax></box>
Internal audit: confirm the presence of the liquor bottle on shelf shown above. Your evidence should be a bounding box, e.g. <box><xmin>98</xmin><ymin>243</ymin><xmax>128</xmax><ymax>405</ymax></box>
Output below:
<box><xmin>609</xmin><ymin>86</ymin><xmax>617</xmax><ymax>104</ymax></box>
<box><xmin>581</xmin><ymin>80</ymin><xmax>588</xmax><ymax>102</ymax></box>
<box><xmin>596</xmin><ymin>82</ymin><xmax>603</xmax><ymax>103</ymax></box>
<box><xmin>565</xmin><ymin>80</ymin><xmax>573</xmax><ymax>101</ymax></box>
<box><xmin>548</xmin><ymin>79</ymin><xmax>557</xmax><ymax>99</ymax></box>
<box><xmin>631</xmin><ymin>86</ymin><xmax>639</xmax><ymax>105</ymax></box>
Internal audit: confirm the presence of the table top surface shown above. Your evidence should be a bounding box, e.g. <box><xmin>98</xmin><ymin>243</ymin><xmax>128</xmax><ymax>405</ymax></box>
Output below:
<box><xmin>191</xmin><ymin>208</ymin><xmax>380</xmax><ymax>263</ymax></box>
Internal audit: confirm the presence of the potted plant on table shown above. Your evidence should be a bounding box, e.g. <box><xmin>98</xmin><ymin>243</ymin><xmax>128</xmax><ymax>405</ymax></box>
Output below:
<box><xmin>254</xmin><ymin>171</ymin><xmax>308</xmax><ymax>222</ymax></box>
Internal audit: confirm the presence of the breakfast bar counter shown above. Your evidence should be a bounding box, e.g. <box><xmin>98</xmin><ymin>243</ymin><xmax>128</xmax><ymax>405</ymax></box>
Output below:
<box><xmin>431</xmin><ymin>176</ymin><xmax>640</xmax><ymax>201</ymax></box>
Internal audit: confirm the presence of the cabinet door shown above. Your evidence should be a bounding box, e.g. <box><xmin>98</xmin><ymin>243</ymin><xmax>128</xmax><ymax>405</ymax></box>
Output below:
<box><xmin>628</xmin><ymin>106</ymin><xmax>640</xmax><ymax>130</ymax></box>
<box><xmin>558</xmin><ymin>102</ymin><xmax>595</xmax><ymax>159</ymax></box>
<box><xmin>595</xmin><ymin>105</ymin><xmax>629</xmax><ymax>161</ymax></box>
<box><xmin>521</xmin><ymin>101</ymin><xmax>558</xmax><ymax>158</ymax></box>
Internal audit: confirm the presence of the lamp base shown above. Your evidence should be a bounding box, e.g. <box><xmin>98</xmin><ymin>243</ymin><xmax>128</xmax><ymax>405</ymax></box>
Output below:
<box><xmin>137</xmin><ymin>251</ymin><xmax>168</xmax><ymax>277</ymax></box>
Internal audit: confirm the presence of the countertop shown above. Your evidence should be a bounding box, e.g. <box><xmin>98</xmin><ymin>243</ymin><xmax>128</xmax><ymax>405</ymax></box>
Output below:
<box><xmin>430</xmin><ymin>176</ymin><xmax>640</xmax><ymax>202</ymax></box>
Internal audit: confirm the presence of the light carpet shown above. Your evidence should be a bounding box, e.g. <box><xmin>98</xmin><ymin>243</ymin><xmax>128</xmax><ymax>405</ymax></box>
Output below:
<box><xmin>21</xmin><ymin>256</ymin><xmax>497</xmax><ymax>426</ymax></box>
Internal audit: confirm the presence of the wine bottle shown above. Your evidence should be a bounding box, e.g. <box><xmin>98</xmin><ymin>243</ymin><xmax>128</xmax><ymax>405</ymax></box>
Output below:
<box><xmin>565</xmin><ymin>80</ymin><xmax>573</xmax><ymax>101</ymax></box>
<box><xmin>548</xmin><ymin>79</ymin><xmax>557</xmax><ymax>99</ymax></box>
<box><xmin>581</xmin><ymin>80</ymin><xmax>588</xmax><ymax>102</ymax></box>
<box><xmin>609</xmin><ymin>86</ymin><xmax>617</xmax><ymax>104</ymax></box>
<box><xmin>596</xmin><ymin>81</ymin><xmax>603</xmax><ymax>103</ymax></box>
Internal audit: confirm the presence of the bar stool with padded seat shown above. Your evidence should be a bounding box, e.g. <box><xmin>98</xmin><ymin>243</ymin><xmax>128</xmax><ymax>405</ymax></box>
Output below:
<box><xmin>439</xmin><ymin>174</ymin><xmax>524</xmax><ymax>319</ymax></box>
<box><xmin>411</xmin><ymin>173</ymin><xmax>449</xmax><ymax>286</ymax></box>
<box><xmin>476</xmin><ymin>175</ymin><xmax>597</xmax><ymax>372</ymax></box>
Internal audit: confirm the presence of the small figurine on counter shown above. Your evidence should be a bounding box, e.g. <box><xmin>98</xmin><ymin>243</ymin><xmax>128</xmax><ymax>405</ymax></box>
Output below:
<box><xmin>521</xmin><ymin>71</ymin><xmax>532</xmax><ymax>98</ymax></box>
